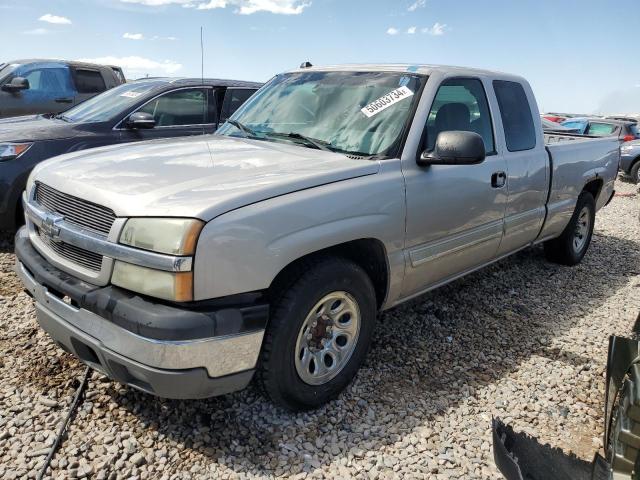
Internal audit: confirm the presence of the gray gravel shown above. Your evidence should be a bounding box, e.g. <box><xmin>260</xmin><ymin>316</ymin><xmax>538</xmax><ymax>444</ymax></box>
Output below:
<box><xmin>1</xmin><ymin>178</ymin><xmax>639</xmax><ymax>479</ymax></box>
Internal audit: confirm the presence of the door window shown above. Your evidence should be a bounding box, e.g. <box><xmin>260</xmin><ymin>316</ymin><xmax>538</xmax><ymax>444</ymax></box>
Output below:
<box><xmin>137</xmin><ymin>89</ymin><xmax>208</xmax><ymax>127</ymax></box>
<box><xmin>425</xmin><ymin>78</ymin><xmax>495</xmax><ymax>154</ymax></box>
<box><xmin>220</xmin><ymin>88</ymin><xmax>256</xmax><ymax>121</ymax></box>
<box><xmin>14</xmin><ymin>65</ymin><xmax>75</xmax><ymax>97</ymax></box>
<box><xmin>493</xmin><ymin>80</ymin><xmax>537</xmax><ymax>152</ymax></box>
<box><xmin>74</xmin><ymin>69</ymin><xmax>106</xmax><ymax>94</ymax></box>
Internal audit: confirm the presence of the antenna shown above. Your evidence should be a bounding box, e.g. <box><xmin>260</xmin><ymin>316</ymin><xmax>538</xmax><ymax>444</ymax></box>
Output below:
<box><xmin>200</xmin><ymin>26</ymin><xmax>205</xmax><ymax>136</ymax></box>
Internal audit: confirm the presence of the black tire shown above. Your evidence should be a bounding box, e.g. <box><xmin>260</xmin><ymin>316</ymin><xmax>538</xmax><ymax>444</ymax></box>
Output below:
<box><xmin>630</xmin><ymin>161</ymin><xmax>640</xmax><ymax>185</ymax></box>
<box><xmin>544</xmin><ymin>191</ymin><xmax>595</xmax><ymax>266</ymax></box>
<box><xmin>257</xmin><ymin>256</ymin><xmax>377</xmax><ymax>411</ymax></box>
<box><xmin>607</xmin><ymin>363</ymin><xmax>640</xmax><ymax>478</ymax></box>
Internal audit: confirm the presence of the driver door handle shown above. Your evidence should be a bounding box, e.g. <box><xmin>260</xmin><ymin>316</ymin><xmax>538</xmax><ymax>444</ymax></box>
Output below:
<box><xmin>55</xmin><ymin>97</ymin><xmax>73</xmax><ymax>103</ymax></box>
<box><xmin>491</xmin><ymin>171</ymin><xmax>506</xmax><ymax>188</ymax></box>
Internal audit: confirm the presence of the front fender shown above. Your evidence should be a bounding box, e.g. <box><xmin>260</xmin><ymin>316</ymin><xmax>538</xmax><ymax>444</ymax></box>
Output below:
<box><xmin>193</xmin><ymin>162</ymin><xmax>405</xmax><ymax>301</ymax></box>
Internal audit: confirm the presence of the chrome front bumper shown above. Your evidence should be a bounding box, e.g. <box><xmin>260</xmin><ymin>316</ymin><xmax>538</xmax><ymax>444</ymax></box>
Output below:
<box><xmin>15</xmin><ymin>228</ymin><xmax>267</xmax><ymax>399</ymax></box>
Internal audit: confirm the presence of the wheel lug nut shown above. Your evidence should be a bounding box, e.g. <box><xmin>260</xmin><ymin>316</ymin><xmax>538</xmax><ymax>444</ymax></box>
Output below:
<box><xmin>311</xmin><ymin>320</ymin><xmax>317</xmax><ymax>327</ymax></box>
<box><xmin>306</xmin><ymin>333</ymin><xmax>313</xmax><ymax>340</ymax></box>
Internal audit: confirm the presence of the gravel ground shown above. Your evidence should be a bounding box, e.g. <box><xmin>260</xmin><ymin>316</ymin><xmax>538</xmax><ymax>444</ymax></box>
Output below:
<box><xmin>1</xmin><ymin>179</ymin><xmax>639</xmax><ymax>480</ymax></box>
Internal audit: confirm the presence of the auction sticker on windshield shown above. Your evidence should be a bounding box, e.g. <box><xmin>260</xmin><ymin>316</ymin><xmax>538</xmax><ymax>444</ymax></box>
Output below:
<box><xmin>361</xmin><ymin>86</ymin><xmax>414</xmax><ymax>118</ymax></box>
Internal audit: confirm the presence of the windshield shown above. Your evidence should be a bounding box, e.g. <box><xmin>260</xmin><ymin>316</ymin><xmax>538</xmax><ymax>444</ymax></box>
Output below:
<box><xmin>216</xmin><ymin>71</ymin><xmax>426</xmax><ymax>157</ymax></box>
<box><xmin>61</xmin><ymin>81</ymin><xmax>161</xmax><ymax>123</ymax></box>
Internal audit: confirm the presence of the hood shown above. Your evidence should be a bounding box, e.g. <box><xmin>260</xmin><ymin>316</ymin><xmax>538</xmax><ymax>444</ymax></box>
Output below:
<box><xmin>0</xmin><ymin>114</ymin><xmax>80</xmax><ymax>142</ymax></box>
<box><xmin>30</xmin><ymin>135</ymin><xmax>380</xmax><ymax>221</ymax></box>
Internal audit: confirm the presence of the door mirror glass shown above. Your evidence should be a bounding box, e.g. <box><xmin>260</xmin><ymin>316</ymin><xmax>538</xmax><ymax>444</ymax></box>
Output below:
<box><xmin>127</xmin><ymin>111</ymin><xmax>156</xmax><ymax>129</ymax></box>
<box><xmin>2</xmin><ymin>77</ymin><xmax>30</xmax><ymax>92</ymax></box>
<box><xmin>418</xmin><ymin>131</ymin><xmax>486</xmax><ymax>166</ymax></box>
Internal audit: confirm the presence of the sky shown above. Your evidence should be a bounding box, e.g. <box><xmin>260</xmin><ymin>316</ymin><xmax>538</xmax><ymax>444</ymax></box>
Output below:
<box><xmin>1</xmin><ymin>0</ymin><xmax>639</xmax><ymax>114</ymax></box>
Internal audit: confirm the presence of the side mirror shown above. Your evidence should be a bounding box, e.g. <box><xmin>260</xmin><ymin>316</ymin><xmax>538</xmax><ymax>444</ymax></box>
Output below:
<box><xmin>2</xmin><ymin>77</ymin><xmax>30</xmax><ymax>92</ymax></box>
<box><xmin>417</xmin><ymin>131</ymin><xmax>486</xmax><ymax>167</ymax></box>
<box><xmin>127</xmin><ymin>112</ymin><xmax>156</xmax><ymax>129</ymax></box>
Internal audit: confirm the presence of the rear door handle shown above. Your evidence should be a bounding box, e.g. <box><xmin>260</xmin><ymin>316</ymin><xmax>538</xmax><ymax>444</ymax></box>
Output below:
<box><xmin>491</xmin><ymin>171</ymin><xmax>506</xmax><ymax>188</ymax></box>
<box><xmin>55</xmin><ymin>98</ymin><xmax>73</xmax><ymax>103</ymax></box>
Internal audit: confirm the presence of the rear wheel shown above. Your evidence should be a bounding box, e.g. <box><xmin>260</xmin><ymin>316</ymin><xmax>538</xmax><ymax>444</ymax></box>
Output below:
<box><xmin>544</xmin><ymin>191</ymin><xmax>595</xmax><ymax>266</ymax></box>
<box><xmin>630</xmin><ymin>161</ymin><xmax>640</xmax><ymax>185</ymax></box>
<box><xmin>257</xmin><ymin>257</ymin><xmax>377</xmax><ymax>411</ymax></box>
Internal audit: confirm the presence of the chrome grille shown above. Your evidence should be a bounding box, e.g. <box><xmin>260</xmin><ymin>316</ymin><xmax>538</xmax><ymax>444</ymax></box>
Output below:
<box><xmin>37</xmin><ymin>227</ymin><xmax>103</xmax><ymax>272</ymax></box>
<box><xmin>34</xmin><ymin>182</ymin><xmax>116</xmax><ymax>236</ymax></box>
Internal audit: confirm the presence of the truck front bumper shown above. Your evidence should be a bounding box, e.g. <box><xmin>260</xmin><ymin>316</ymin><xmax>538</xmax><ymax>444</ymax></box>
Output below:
<box><xmin>14</xmin><ymin>228</ymin><xmax>268</xmax><ymax>399</ymax></box>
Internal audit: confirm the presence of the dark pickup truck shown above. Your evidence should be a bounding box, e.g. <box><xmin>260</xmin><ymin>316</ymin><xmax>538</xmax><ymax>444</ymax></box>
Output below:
<box><xmin>0</xmin><ymin>59</ymin><xmax>125</xmax><ymax>118</ymax></box>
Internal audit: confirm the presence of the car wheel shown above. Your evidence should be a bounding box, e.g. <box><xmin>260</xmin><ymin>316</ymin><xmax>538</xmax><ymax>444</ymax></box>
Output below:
<box><xmin>607</xmin><ymin>363</ymin><xmax>640</xmax><ymax>478</ymax></box>
<box><xmin>631</xmin><ymin>161</ymin><xmax>640</xmax><ymax>185</ymax></box>
<box><xmin>544</xmin><ymin>191</ymin><xmax>595</xmax><ymax>266</ymax></box>
<box><xmin>257</xmin><ymin>256</ymin><xmax>377</xmax><ymax>411</ymax></box>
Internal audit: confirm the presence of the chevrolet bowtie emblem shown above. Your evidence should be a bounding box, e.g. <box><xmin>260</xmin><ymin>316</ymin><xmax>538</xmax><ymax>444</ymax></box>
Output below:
<box><xmin>41</xmin><ymin>213</ymin><xmax>64</xmax><ymax>242</ymax></box>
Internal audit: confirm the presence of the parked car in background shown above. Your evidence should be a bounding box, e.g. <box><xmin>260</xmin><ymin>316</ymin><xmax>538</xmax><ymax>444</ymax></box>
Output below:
<box><xmin>542</xmin><ymin>114</ymin><xmax>567</xmax><ymax>123</ymax></box>
<box><xmin>606</xmin><ymin>114</ymin><xmax>640</xmax><ymax>124</ymax></box>
<box><xmin>620</xmin><ymin>140</ymin><xmax>640</xmax><ymax>183</ymax></box>
<box><xmin>561</xmin><ymin>117</ymin><xmax>639</xmax><ymax>142</ymax></box>
<box><xmin>541</xmin><ymin>117</ymin><xmax>581</xmax><ymax>134</ymax></box>
<box><xmin>0</xmin><ymin>77</ymin><xmax>262</xmax><ymax>231</ymax></box>
<box><xmin>0</xmin><ymin>60</ymin><xmax>126</xmax><ymax>118</ymax></box>
<box><xmin>14</xmin><ymin>64</ymin><xmax>619</xmax><ymax>410</ymax></box>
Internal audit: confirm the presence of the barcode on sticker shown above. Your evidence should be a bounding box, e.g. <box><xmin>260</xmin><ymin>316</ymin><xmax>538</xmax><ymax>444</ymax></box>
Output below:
<box><xmin>361</xmin><ymin>86</ymin><xmax>414</xmax><ymax>118</ymax></box>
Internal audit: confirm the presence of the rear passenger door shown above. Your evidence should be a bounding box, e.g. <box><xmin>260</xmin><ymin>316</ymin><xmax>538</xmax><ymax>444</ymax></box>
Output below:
<box><xmin>492</xmin><ymin>80</ymin><xmax>548</xmax><ymax>256</ymax></box>
<box><xmin>118</xmin><ymin>87</ymin><xmax>217</xmax><ymax>142</ymax></box>
<box><xmin>71</xmin><ymin>68</ymin><xmax>107</xmax><ymax>105</ymax></box>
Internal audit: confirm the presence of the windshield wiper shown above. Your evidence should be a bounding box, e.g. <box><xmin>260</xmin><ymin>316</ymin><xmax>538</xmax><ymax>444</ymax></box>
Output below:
<box><xmin>263</xmin><ymin>131</ymin><xmax>332</xmax><ymax>152</ymax></box>
<box><xmin>226</xmin><ymin>119</ymin><xmax>261</xmax><ymax>138</ymax></box>
<box><xmin>54</xmin><ymin>113</ymin><xmax>71</xmax><ymax>122</ymax></box>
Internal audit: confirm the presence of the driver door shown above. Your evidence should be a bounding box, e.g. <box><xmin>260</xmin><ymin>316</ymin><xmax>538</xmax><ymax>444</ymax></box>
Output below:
<box><xmin>118</xmin><ymin>87</ymin><xmax>217</xmax><ymax>142</ymax></box>
<box><xmin>401</xmin><ymin>77</ymin><xmax>508</xmax><ymax>298</ymax></box>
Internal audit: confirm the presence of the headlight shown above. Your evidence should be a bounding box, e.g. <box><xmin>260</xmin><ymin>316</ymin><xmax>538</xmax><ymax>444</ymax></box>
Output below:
<box><xmin>112</xmin><ymin>261</ymin><xmax>193</xmax><ymax>302</ymax></box>
<box><xmin>0</xmin><ymin>143</ymin><xmax>32</xmax><ymax>161</ymax></box>
<box><xmin>114</xmin><ymin>218</ymin><xmax>204</xmax><ymax>301</ymax></box>
<box><xmin>119</xmin><ymin>218</ymin><xmax>203</xmax><ymax>255</ymax></box>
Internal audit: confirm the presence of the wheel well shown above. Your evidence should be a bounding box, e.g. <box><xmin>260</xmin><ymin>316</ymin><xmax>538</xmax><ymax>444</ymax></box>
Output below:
<box><xmin>14</xmin><ymin>200</ymin><xmax>25</xmax><ymax>229</ymax></box>
<box><xmin>268</xmin><ymin>239</ymin><xmax>389</xmax><ymax>310</ymax></box>
<box><xmin>582</xmin><ymin>178</ymin><xmax>603</xmax><ymax>201</ymax></box>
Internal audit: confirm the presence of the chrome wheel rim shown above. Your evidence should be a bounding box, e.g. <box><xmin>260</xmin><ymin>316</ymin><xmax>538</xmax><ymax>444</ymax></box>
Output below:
<box><xmin>294</xmin><ymin>291</ymin><xmax>361</xmax><ymax>386</ymax></box>
<box><xmin>573</xmin><ymin>206</ymin><xmax>590</xmax><ymax>253</ymax></box>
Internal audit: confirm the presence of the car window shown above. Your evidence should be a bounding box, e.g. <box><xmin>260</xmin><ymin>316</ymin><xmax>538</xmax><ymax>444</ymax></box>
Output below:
<box><xmin>630</xmin><ymin>124</ymin><xmax>640</xmax><ymax>138</ymax></box>
<box><xmin>493</xmin><ymin>80</ymin><xmax>536</xmax><ymax>152</ymax></box>
<box><xmin>137</xmin><ymin>88</ymin><xmax>208</xmax><ymax>127</ymax></box>
<box><xmin>220</xmin><ymin>88</ymin><xmax>256</xmax><ymax>121</ymax></box>
<box><xmin>425</xmin><ymin>78</ymin><xmax>495</xmax><ymax>154</ymax></box>
<box><xmin>15</xmin><ymin>66</ymin><xmax>75</xmax><ymax>96</ymax></box>
<box><xmin>561</xmin><ymin>121</ymin><xmax>587</xmax><ymax>134</ymax></box>
<box><xmin>586</xmin><ymin>123</ymin><xmax>617</xmax><ymax>136</ymax></box>
<box><xmin>75</xmin><ymin>69</ymin><xmax>107</xmax><ymax>94</ymax></box>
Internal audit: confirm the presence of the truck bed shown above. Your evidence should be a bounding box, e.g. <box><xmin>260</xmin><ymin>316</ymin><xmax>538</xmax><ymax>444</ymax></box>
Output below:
<box><xmin>539</xmin><ymin>134</ymin><xmax>619</xmax><ymax>240</ymax></box>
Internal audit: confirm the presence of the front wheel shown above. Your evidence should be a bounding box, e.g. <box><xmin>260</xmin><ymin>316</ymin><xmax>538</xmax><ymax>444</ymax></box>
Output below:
<box><xmin>257</xmin><ymin>257</ymin><xmax>377</xmax><ymax>411</ymax></box>
<box><xmin>544</xmin><ymin>191</ymin><xmax>595</xmax><ymax>266</ymax></box>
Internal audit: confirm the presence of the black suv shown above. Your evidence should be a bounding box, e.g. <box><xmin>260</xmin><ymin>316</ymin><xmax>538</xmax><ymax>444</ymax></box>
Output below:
<box><xmin>0</xmin><ymin>77</ymin><xmax>262</xmax><ymax>231</ymax></box>
<box><xmin>0</xmin><ymin>59</ymin><xmax>126</xmax><ymax>118</ymax></box>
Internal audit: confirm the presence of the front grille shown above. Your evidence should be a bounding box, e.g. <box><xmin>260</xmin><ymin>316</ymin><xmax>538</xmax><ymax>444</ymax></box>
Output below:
<box><xmin>34</xmin><ymin>182</ymin><xmax>116</xmax><ymax>236</ymax></box>
<box><xmin>37</xmin><ymin>227</ymin><xmax>103</xmax><ymax>272</ymax></box>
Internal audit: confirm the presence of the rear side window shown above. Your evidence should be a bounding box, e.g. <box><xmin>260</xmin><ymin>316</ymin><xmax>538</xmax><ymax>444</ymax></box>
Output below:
<box><xmin>425</xmin><ymin>78</ymin><xmax>495</xmax><ymax>154</ymax></box>
<box><xmin>561</xmin><ymin>121</ymin><xmax>587</xmax><ymax>134</ymax></box>
<box><xmin>75</xmin><ymin>69</ymin><xmax>106</xmax><ymax>94</ymax></box>
<box><xmin>493</xmin><ymin>80</ymin><xmax>536</xmax><ymax>152</ymax></box>
<box><xmin>586</xmin><ymin>122</ymin><xmax>617</xmax><ymax>136</ymax></box>
<box><xmin>221</xmin><ymin>88</ymin><xmax>256</xmax><ymax>121</ymax></box>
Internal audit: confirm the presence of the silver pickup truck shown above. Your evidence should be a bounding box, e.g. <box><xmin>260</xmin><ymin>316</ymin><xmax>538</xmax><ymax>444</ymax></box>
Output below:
<box><xmin>14</xmin><ymin>64</ymin><xmax>619</xmax><ymax>410</ymax></box>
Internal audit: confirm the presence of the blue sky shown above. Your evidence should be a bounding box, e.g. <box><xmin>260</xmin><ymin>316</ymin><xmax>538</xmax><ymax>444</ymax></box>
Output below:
<box><xmin>2</xmin><ymin>0</ymin><xmax>639</xmax><ymax>113</ymax></box>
